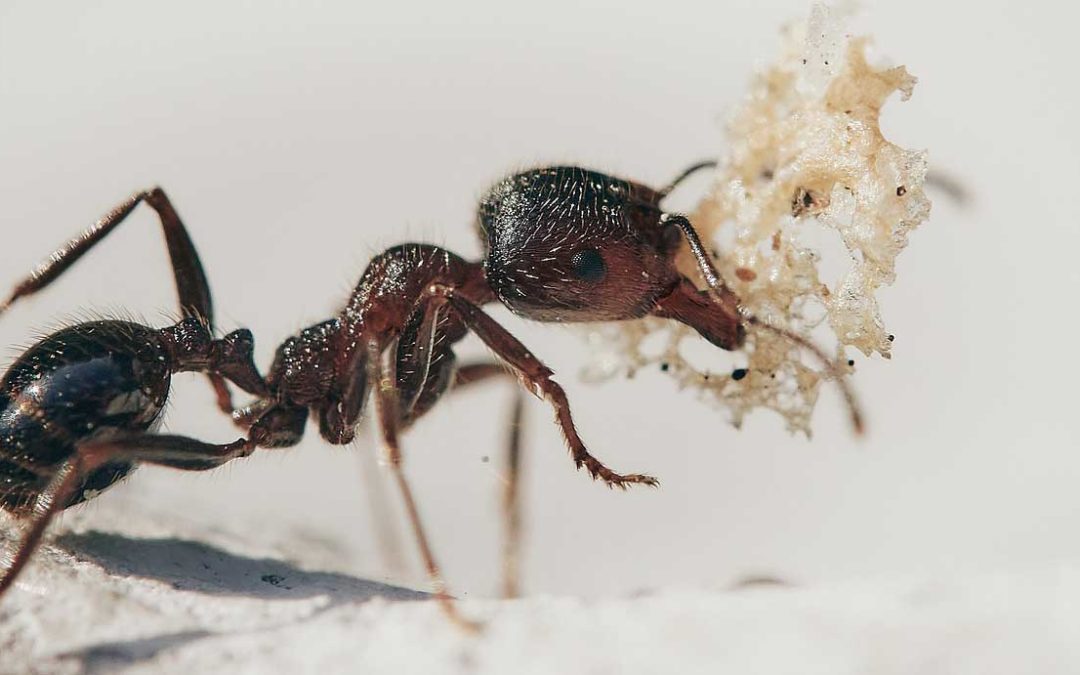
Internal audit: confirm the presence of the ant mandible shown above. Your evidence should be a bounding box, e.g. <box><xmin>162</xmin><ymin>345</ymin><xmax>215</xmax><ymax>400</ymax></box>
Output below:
<box><xmin>0</xmin><ymin>163</ymin><xmax>862</xmax><ymax>629</ymax></box>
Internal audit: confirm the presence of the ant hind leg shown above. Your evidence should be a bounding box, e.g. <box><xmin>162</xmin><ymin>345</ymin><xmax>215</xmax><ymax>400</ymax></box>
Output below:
<box><xmin>0</xmin><ymin>188</ymin><xmax>240</xmax><ymax>416</ymax></box>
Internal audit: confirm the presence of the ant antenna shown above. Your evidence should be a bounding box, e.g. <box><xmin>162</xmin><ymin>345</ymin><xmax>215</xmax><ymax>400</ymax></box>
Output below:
<box><xmin>662</xmin><ymin>213</ymin><xmax>865</xmax><ymax>435</ymax></box>
<box><xmin>658</xmin><ymin>160</ymin><xmax>719</xmax><ymax>198</ymax></box>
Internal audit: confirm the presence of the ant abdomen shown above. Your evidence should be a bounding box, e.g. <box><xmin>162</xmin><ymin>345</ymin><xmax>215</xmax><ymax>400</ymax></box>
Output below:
<box><xmin>0</xmin><ymin>321</ymin><xmax>172</xmax><ymax>513</ymax></box>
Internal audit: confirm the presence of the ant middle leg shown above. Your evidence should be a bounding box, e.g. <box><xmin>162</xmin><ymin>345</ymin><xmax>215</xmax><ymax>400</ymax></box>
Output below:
<box><xmin>370</xmin><ymin>333</ymin><xmax>529</xmax><ymax>599</ymax></box>
<box><xmin>0</xmin><ymin>188</ymin><xmax>239</xmax><ymax>416</ymax></box>
<box><xmin>0</xmin><ymin>433</ymin><xmax>255</xmax><ymax>598</ymax></box>
<box><xmin>366</xmin><ymin>340</ymin><xmax>480</xmax><ymax>631</ymax></box>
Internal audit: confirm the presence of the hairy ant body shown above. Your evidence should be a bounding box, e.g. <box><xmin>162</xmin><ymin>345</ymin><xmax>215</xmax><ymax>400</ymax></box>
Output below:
<box><xmin>0</xmin><ymin>189</ymin><xmax>266</xmax><ymax>597</ymax></box>
<box><xmin>0</xmin><ymin>163</ymin><xmax>861</xmax><ymax>628</ymax></box>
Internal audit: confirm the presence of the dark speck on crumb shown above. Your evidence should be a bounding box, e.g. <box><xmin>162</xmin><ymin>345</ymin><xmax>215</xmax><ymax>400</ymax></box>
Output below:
<box><xmin>731</xmin><ymin>368</ymin><xmax>748</xmax><ymax>381</ymax></box>
<box><xmin>660</xmin><ymin>362</ymin><xmax>670</xmax><ymax>372</ymax></box>
<box><xmin>847</xmin><ymin>359</ymin><xmax>855</xmax><ymax>366</ymax></box>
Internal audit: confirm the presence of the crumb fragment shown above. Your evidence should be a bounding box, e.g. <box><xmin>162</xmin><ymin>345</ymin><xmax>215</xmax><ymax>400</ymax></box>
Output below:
<box><xmin>583</xmin><ymin>3</ymin><xmax>930</xmax><ymax>435</ymax></box>
<box><xmin>791</xmin><ymin>186</ymin><xmax>830</xmax><ymax>217</ymax></box>
<box><xmin>735</xmin><ymin>267</ymin><xmax>758</xmax><ymax>282</ymax></box>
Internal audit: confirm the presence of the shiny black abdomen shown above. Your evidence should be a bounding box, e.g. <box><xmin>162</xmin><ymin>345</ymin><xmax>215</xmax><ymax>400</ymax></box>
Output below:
<box><xmin>0</xmin><ymin>321</ymin><xmax>172</xmax><ymax>514</ymax></box>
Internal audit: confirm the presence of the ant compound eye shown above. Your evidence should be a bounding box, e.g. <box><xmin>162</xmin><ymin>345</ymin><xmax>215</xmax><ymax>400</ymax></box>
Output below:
<box><xmin>570</xmin><ymin>248</ymin><xmax>606</xmax><ymax>283</ymax></box>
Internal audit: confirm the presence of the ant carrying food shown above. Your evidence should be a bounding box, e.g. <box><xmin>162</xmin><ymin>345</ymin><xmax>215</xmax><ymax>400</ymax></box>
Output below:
<box><xmin>0</xmin><ymin>162</ymin><xmax>862</xmax><ymax>629</ymax></box>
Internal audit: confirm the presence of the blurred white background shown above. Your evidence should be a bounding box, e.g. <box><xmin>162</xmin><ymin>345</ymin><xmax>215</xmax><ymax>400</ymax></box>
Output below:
<box><xmin>0</xmin><ymin>0</ymin><xmax>1076</xmax><ymax>600</ymax></box>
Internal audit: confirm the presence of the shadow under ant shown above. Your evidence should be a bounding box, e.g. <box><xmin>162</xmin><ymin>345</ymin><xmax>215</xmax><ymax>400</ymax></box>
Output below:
<box><xmin>56</xmin><ymin>630</ymin><xmax>215</xmax><ymax>675</ymax></box>
<box><xmin>37</xmin><ymin>531</ymin><xmax>426</xmax><ymax>671</ymax></box>
<box><xmin>53</xmin><ymin>530</ymin><xmax>426</xmax><ymax>601</ymax></box>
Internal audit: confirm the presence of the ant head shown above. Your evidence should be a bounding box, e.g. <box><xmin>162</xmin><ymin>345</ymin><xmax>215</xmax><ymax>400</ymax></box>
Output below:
<box><xmin>478</xmin><ymin>166</ymin><xmax>683</xmax><ymax>322</ymax></box>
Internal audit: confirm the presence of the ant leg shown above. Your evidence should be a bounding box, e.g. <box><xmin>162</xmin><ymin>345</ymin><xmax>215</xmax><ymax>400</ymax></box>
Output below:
<box><xmin>0</xmin><ymin>188</ymin><xmax>237</xmax><ymax>415</ymax></box>
<box><xmin>0</xmin><ymin>189</ymin><xmax>211</xmax><ymax>318</ymax></box>
<box><xmin>366</xmin><ymin>340</ymin><xmax>479</xmax><ymax>632</ymax></box>
<box><xmin>454</xmin><ymin>363</ymin><xmax>525</xmax><ymax>598</ymax></box>
<box><xmin>435</xmin><ymin>288</ymin><xmax>658</xmax><ymax>489</ymax></box>
<box><xmin>0</xmin><ymin>433</ymin><xmax>254</xmax><ymax>599</ymax></box>
<box><xmin>658</xmin><ymin>160</ymin><xmax>718</xmax><ymax>198</ymax></box>
<box><xmin>356</xmin><ymin>434</ymin><xmax>411</xmax><ymax>580</ymax></box>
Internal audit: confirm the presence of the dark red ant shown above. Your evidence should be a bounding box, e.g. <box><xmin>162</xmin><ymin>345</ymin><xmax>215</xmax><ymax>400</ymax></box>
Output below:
<box><xmin>0</xmin><ymin>164</ymin><xmax>862</xmax><ymax>629</ymax></box>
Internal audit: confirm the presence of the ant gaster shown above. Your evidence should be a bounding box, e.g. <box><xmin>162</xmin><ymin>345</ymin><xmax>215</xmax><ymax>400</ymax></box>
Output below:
<box><xmin>0</xmin><ymin>163</ymin><xmax>861</xmax><ymax>629</ymax></box>
<box><xmin>0</xmin><ymin>189</ymin><xmax>267</xmax><ymax>600</ymax></box>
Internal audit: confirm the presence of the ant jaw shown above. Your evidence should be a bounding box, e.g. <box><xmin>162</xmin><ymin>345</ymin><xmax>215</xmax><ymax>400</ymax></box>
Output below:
<box><xmin>651</xmin><ymin>278</ymin><xmax>865</xmax><ymax>437</ymax></box>
<box><xmin>659</xmin><ymin>213</ymin><xmax>864</xmax><ymax>436</ymax></box>
<box><xmin>651</xmin><ymin>278</ymin><xmax>745</xmax><ymax>352</ymax></box>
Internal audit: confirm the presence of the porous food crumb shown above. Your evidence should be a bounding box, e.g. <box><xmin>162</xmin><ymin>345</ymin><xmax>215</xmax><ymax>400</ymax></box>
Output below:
<box><xmin>585</xmin><ymin>4</ymin><xmax>930</xmax><ymax>435</ymax></box>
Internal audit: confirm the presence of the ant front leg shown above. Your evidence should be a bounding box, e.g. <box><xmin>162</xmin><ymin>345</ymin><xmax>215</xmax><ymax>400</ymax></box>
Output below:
<box><xmin>0</xmin><ymin>433</ymin><xmax>254</xmax><ymax>598</ymax></box>
<box><xmin>0</xmin><ymin>188</ymin><xmax>237</xmax><ymax>416</ymax></box>
<box><xmin>433</xmin><ymin>287</ymin><xmax>659</xmax><ymax>489</ymax></box>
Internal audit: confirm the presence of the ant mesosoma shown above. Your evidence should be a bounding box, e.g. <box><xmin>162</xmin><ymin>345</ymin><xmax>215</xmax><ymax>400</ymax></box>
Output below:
<box><xmin>0</xmin><ymin>163</ymin><xmax>862</xmax><ymax>629</ymax></box>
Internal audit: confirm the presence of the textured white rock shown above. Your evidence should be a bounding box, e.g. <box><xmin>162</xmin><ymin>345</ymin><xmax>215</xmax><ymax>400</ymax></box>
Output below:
<box><xmin>3</xmin><ymin>501</ymin><xmax>1079</xmax><ymax>675</ymax></box>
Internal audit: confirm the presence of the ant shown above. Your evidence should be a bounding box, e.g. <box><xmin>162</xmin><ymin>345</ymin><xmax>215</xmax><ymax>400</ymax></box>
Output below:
<box><xmin>0</xmin><ymin>189</ymin><xmax>268</xmax><ymax>600</ymax></box>
<box><xmin>0</xmin><ymin>163</ymin><xmax>862</xmax><ymax>629</ymax></box>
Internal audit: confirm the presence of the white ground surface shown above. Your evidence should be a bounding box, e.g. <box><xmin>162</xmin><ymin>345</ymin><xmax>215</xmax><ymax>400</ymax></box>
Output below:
<box><xmin>3</xmin><ymin>501</ymin><xmax>1079</xmax><ymax>675</ymax></box>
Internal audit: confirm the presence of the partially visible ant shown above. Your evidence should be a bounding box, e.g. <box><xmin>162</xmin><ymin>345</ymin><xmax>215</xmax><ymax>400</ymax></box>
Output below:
<box><xmin>0</xmin><ymin>162</ymin><xmax>862</xmax><ymax>630</ymax></box>
<box><xmin>0</xmin><ymin>189</ymin><xmax>267</xmax><ymax>597</ymax></box>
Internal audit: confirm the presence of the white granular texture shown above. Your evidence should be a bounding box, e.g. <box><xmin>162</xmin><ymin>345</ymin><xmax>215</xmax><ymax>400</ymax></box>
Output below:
<box><xmin>585</xmin><ymin>4</ymin><xmax>931</xmax><ymax>435</ymax></box>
